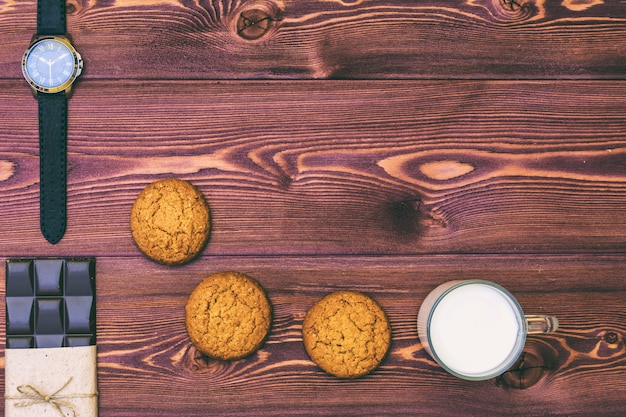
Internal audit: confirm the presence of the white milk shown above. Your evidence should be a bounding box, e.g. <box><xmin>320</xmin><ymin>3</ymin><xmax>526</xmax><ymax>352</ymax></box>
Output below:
<box><xmin>425</xmin><ymin>282</ymin><xmax>523</xmax><ymax>376</ymax></box>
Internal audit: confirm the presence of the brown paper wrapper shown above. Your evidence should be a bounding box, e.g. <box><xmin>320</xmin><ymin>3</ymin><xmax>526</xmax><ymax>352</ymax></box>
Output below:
<box><xmin>5</xmin><ymin>346</ymin><xmax>98</xmax><ymax>417</ymax></box>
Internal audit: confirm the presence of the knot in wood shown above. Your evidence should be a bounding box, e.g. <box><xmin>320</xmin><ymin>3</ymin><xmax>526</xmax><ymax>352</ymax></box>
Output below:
<box><xmin>496</xmin><ymin>342</ymin><xmax>557</xmax><ymax>389</ymax></box>
<box><xmin>235</xmin><ymin>1</ymin><xmax>283</xmax><ymax>41</ymax></box>
<box><xmin>500</xmin><ymin>0</ymin><xmax>523</xmax><ymax>11</ymax></box>
<box><xmin>66</xmin><ymin>1</ymin><xmax>77</xmax><ymax>14</ymax></box>
<box><xmin>237</xmin><ymin>9</ymin><xmax>273</xmax><ymax>40</ymax></box>
<box><xmin>604</xmin><ymin>331</ymin><xmax>619</xmax><ymax>345</ymax></box>
<box><xmin>496</xmin><ymin>351</ymin><xmax>544</xmax><ymax>389</ymax></box>
<box><xmin>65</xmin><ymin>0</ymin><xmax>86</xmax><ymax>15</ymax></box>
<box><xmin>494</xmin><ymin>0</ymin><xmax>538</xmax><ymax>22</ymax></box>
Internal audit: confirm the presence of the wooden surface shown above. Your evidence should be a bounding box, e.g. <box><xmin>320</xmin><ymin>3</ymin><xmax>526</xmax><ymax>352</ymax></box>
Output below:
<box><xmin>1</xmin><ymin>0</ymin><xmax>625</xmax><ymax>416</ymax></box>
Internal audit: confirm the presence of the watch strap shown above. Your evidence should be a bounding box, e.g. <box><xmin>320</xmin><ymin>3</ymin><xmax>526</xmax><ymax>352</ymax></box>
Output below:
<box><xmin>37</xmin><ymin>0</ymin><xmax>66</xmax><ymax>35</ymax></box>
<box><xmin>39</xmin><ymin>92</ymin><xmax>67</xmax><ymax>244</ymax></box>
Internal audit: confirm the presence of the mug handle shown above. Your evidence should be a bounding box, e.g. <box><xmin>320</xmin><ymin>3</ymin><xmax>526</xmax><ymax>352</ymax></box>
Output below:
<box><xmin>525</xmin><ymin>315</ymin><xmax>559</xmax><ymax>334</ymax></box>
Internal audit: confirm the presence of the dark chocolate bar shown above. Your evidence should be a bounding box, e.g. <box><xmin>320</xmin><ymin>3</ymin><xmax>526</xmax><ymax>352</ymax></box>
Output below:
<box><xmin>5</xmin><ymin>258</ymin><xmax>95</xmax><ymax>348</ymax></box>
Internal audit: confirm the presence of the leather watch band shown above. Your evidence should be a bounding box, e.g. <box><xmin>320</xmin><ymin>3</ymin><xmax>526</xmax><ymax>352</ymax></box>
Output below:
<box><xmin>37</xmin><ymin>0</ymin><xmax>66</xmax><ymax>35</ymax></box>
<box><xmin>39</xmin><ymin>93</ymin><xmax>67</xmax><ymax>244</ymax></box>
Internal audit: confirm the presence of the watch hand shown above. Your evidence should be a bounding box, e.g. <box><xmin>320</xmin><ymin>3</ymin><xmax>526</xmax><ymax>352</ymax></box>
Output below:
<box><xmin>50</xmin><ymin>53</ymin><xmax>69</xmax><ymax>66</ymax></box>
<box><xmin>39</xmin><ymin>56</ymin><xmax>52</xmax><ymax>66</ymax></box>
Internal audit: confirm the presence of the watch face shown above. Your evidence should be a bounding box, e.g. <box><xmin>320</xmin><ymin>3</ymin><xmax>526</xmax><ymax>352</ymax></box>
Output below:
<box><xmin>22</xmin><ymin>37</ymin><xmax>83</xmax><ymax>94</ymax></box>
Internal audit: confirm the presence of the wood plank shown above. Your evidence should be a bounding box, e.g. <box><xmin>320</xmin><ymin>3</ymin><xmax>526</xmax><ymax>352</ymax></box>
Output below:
<box><xmin>1</xmin><ymin>0</ymin><xmax>625</xmax><ymax>79</ymax></box>
<box><xmin>1</xmin><ymin>80</ymin><xmax>625</xmax><ymax>256</ymax></box>
<box><xmin>3</xmin><ymin>0</ymin><xmax>624</xmax><ymax>416</ymax></box>
<box><xmin>2</xmin><ymin>254</ymin><xmax>624</xmax><ymax>416</ymax></box>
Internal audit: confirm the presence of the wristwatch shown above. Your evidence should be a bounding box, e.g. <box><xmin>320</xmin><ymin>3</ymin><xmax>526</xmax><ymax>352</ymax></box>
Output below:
<box><xmin>21</xmin><ymin>0</ymin><xmax>83</xmax><ymax>244</ymax></box>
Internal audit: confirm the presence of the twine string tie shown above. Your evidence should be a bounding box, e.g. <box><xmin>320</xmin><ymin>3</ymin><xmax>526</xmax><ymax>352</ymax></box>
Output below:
<box><xmin>7</xmin><ymin>377</ymin><xmax>97</xmax><ymax>417</ymax></box>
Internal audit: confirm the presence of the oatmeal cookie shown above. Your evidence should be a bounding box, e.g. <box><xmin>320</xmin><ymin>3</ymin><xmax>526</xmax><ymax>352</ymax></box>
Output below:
<box><xmin>130</xmin><ymin>178</ymin><xmax>210</xmax><ymax>265</ymax></box>
<box><xmin>185</xmin><ymin>271</ymin><xmax>272</xmax><ymax>361</ymax></box>
<box><xmin>302</xmin><ymin>290</ymin><xmax>391</xmax><ymax>379</ymax></box>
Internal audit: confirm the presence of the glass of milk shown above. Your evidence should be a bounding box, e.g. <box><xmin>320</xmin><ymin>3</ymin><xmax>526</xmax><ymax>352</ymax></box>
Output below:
<box><xmin>417</xmin><ymin>280</ymin><xmax>558</xmax><ymax>381</ymax></box>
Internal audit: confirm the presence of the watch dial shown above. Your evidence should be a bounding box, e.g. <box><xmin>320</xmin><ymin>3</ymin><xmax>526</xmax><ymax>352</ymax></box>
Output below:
<box><xmin>23</xmin><ymin>38</ymin><xmax>80</xmax><ymax>91</ymax></box>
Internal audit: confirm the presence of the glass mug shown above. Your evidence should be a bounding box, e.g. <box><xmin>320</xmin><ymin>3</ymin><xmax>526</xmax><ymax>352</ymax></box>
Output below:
<box><xmin>417</xmin><ymin>280</ymin><xmax>558</xmax><ymax>381</ymax></box>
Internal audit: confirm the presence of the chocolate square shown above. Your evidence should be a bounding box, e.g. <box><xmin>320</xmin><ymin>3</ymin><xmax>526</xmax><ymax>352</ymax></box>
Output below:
<box><xmin>6</xmin><ymin>260</ymin><xmax>34</xmax><ymax>296</ymax></box>
<box><xmin>34</xmin><ymin>259</ymin><xmax>64</xmax><ymax>296</ymax></box>
<box><xmin>5</xmin><ymin>258</ymin><xmax>95</xmax><ymax>348</ymax></box>
<box><xmin>6</xmin><ymin>298</ymin><xmax>34</xmax><ymax>334</ymax></box>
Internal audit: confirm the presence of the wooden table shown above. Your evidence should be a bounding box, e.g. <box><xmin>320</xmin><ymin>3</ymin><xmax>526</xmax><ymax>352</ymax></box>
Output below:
<box><xmin>1</xmin><ymin>1</ymin><xmax>625</xmax><ymax>415</ymax></box>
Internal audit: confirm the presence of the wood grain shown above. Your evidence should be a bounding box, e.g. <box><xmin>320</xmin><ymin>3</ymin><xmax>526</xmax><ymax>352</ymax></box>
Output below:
<box><xmin>2</xmin><ymin>0</ymin><xmax>625</xmax><ymax>415</ymax></box>
<box><xmin>1</xmin><ymin>254</ymin><xmax>624</xmax><ymax>416</ymax></box>
<box><xmin>1</xmin><ymin>80</ymin><xmax>625</xmax><ymax>257</ymax></box>
<box><xmin>1</xmin><ymin>0</ymin><xmax>625</xmax><ymax>79</ymax></box>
